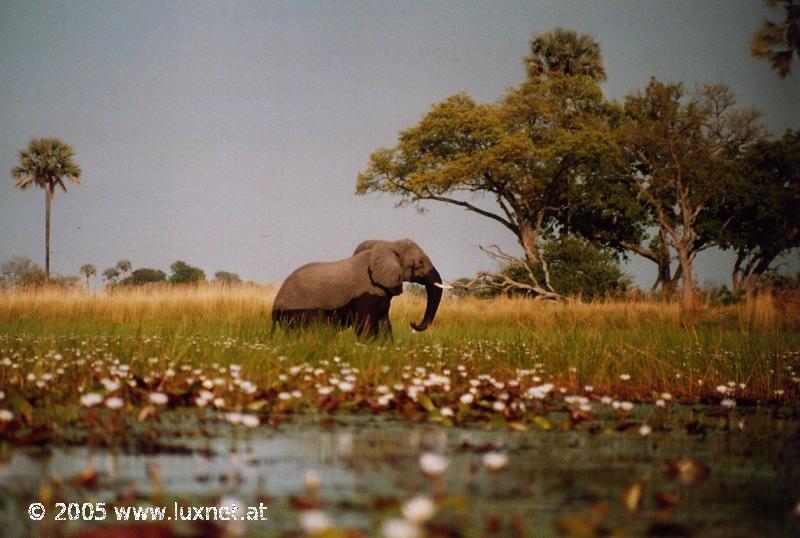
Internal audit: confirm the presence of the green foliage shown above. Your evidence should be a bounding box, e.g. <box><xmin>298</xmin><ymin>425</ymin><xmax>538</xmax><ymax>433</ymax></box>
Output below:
<box><xmin>119</xmin><ymin>268</ymin><xmax>167</xmax><ymax>286</ymax></box>
<box><xmin>357</xmin><ymin>68</ymin><xmax>619</xmax><ymax>296</ymax></box>
<box><xmin>11</xmin><ymin>138</ymin><xmax>82</xmax><ymax>193</ymax></box>
<box><xmin>526</xmin><ymin>27</ymin><xmax>606</xmax><ymax>81</ymax></box>
<box><xmin>213</xmin><ymin>271</ymin><xmax>242</xmax><ymax>285</ymax></box>
<box><xmin>1</xmin><ymin>257</ymin><xmax>46</xmax><ymax>287</ymax></box>
<box><xmin>493</xmin><ymin>236</ymin><xmax>631</xmax><ymax>300</ymax></box>
<box><xmin>169</xmin><ymin>260</ymin><xmax>206</xmax><ymax>284</ymax></box>
<box><xmin>750</xmin><ymin>0</ymin><xmax>800</xmax><ymax>78</ymax></box>
<box><xmin>704</xmin><ymin>130</ymin><xmax>800</xmax><ymax>292</ymax></box>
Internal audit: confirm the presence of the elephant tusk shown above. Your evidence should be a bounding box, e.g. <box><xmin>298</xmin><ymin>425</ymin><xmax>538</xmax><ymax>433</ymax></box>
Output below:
<box><xmin>432</xmin><ymin>282</ymin><xmax>453</xmax><ymax>290</ymax></box>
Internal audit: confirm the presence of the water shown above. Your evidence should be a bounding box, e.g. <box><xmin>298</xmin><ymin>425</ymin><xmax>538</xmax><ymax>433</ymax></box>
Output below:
<box><xmin>1</xmin><ymin>408</ymin><xmax>799</xmax><ymax>537</ymax></box>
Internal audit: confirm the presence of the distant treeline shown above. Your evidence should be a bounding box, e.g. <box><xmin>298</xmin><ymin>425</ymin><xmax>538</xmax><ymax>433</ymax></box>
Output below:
<box><xmin>0</xmin><ymin>257</ymin><xmax>244</xmax><ymax>289</ymax></box>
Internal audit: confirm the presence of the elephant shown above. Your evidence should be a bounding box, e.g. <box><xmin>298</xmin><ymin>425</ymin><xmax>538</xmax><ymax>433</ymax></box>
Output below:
<box><xmin>271</xmin><ymin>239</ymin><xmax>446</xmax><ymax>338</ymax></box>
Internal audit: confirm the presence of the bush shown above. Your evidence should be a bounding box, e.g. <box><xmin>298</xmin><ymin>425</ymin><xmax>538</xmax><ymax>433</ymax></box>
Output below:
<box><xmin>213</xmin><ymin>271</ymin><xmax>241</xmax><ymax>285</ymax></box>
<box><xmin>1</xmin><ymin>257</ymin><xmax>47</xmax><ymax>287</ymax></box>
<box><xmin>119</xmin><ymin>268</ymin><xmax>167</xmax><ymax>286</ymax></box>
<box><xmin>168</xmin><ymin>261</ymin><xmax>205</xmax><ymax>284</ymax></box>
<box><xmin>461</xmin><ymin>236</ymin><xmax>632</xmax><ymax>300</ymax></box>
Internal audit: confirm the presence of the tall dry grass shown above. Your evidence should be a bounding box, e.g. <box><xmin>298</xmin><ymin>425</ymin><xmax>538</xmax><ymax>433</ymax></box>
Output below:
<box><xmin>0</xmin><ymin>284</ymin><xmax>794</xmax><ymax>331</ymax></box>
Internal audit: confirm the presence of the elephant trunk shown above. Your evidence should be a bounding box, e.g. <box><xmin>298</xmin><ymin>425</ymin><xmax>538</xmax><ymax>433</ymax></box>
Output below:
<box><xmin>410</xmin><ymin>267</ymin><xmax>443</xmax><ymax>332</ymax></box>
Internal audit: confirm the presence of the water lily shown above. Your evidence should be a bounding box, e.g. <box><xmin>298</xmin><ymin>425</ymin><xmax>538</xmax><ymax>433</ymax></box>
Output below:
<box><xmin>149</xmin><ymin>392</ymin><xmax>168</xmax><ymax>406</ymax></box>
<box><xmin>419</xmin><ymin>452</ymin><xmax>449</xmax><ymax>477</ymax></box>
<box><xmin>638</xmin><ymin>424</ymin><xmax>652</xmax><ymax>437</ymax></box>
<box><xmin>0</xmin><ymin>409</ymin><xmax>12</xmax><ymax>422</ymax></box>
<box><xmin>401</xmin><ymin>495</ymin><xmax>436</xmax><ymax>524</ymax></box>
<box><xmin>298</xmin><ymin>510</ymin><xmax>332</xmax><ymax>535</ymax></box>
<box><xmin>80</xmin><ymin>392</ymin><xmax>103</xmax><ymax>407</ymax></box>
<box><xmin>381</xmin><ymin>517</ymin><xmax>420</xmax><ymax>538</ymax></box>
<box><xmin>459</xmin><ymin>393</ymin><xmax>474</xmax><ymax>405</ymax></box>
<box><xmin>721</xmin><ymin>398</ymin><xmax>736</xmax><ymax>408</ymax></box>
<box><xmin>241</xmin><ymin>414</ymin><xmax>260</xmax><ymax>428</ymax></box>
<box><xmin>105</xmin><ymin>397</ymin><xmax>124</xmax><ymax>409</ymax></box>
<box><xmin>482</xmin><ymin>451</ymin><xmax>509</xmax><ymax>471</ymax></box>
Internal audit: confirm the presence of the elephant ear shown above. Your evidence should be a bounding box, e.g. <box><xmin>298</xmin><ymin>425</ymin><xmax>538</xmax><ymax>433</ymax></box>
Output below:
<box><xmin>369</xmin><ymin>245</ymin><xmax>403</xmax><ymax>291</ymax></box>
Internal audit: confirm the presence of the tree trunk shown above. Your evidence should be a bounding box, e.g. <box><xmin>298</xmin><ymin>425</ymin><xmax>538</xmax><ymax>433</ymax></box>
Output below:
<box><xmin>45</xmin><ymin>186</ymin><xmax>52</xmax><ymax>280</ymax></box>
<box><xmin>675</xmin><ymin>247</ymin><xmax>695</xmax><ymax>308</ymax></box>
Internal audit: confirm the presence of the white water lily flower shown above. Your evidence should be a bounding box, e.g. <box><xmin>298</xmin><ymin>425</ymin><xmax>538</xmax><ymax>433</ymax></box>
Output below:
<box><xmin>619</xmin><ymin>374</ymin><xmax>631</xmax><ymax>381</ymax></box>
<box><xmin>338</xmin><ymin>382</ymin><xmax>354</xmax><ymax>392</ymax></box>
<box><xmin>440</xmin><ymin>407</ymin><xmax>454</xmax><ymax>417</ymax></box>
<box><xmin>482</xmin><ymin>451</ymin><xmax>509</xmax><ymax>471</ymax></box>
<box><xmin>0</xmin><ymin>409</ymin><xmax>12</xmax><ymax>422</ymax></box>
<box><xmin>299</xmin><ymin>510</ymin><xmax>332</xmax><ymax>535</ymax></box>
<box><xmin>105</xmin><ymin>397</ymin><xmax>124</xmax><ymax>410</ymax></box>
<box><xmin>225</xmin><ymin>412</ymin><xmax>243</xmax><ymax>425</ymax></box>
<box><xmin>149</xmin><ymin>392</ymin><xmax>168</xmax><ymax>406</ymax></box>
<box><xmin>492</xmin><ymin>401</ymin><xmax>506</xmax><ymax>412</ymax></box>
<box><xmin>80</xmin><ymin>393</ymin><xmax>103</xmax><ymax>407</ymax></box>
<box><xmin>318</xmin><ymin>386</ymin><xmax>334</xmax><ymax>396</ymax></box>
<box><xmin>241</xmin><ymin>414</ymin><xmax>260</xmax><ymax>428</ymax></box>
<box><xmin>655</xmin><ymin>398</ymin><xmax>666</xmax><ymax>407</ymax></box>
<box><xmin>382</xmin><ymin>517</ymin><xmax>420</xmax><ymax>538</ymax></box>
<box><xmin>716</xmin><ymin>385</ymin><xmax>728</xmax><ymax>394</ymax></box>
<box><xmin>278</xmin><ymin>392</ymin><xmax>291</xmax><ymax>401</ymax></box>
<box><xmin>213</xmin><ymin>397</ymin><xmax>226</xmax><ymax>408</ymax></box>
<box><xmin>419</xmin><ymin>452</ymin><xmax>449</xmax><ymax>477</ymax></box>
<box><xmin>721</xmin><ymin>398</ymin><xmax>736</xmax><ymax>408</ymax></box>
<box><xmin>620</xmin><ymin>401</ymin><xmax>634</xmax><ymax>411</ymax></box>
<box><xmin>638</xmin><ymin>424</ymin><xmax>652</xmax><ymax>437</ymax></box>
<box><xmin>401</xmin><ymin>495</ymin><xmax>436</xmax><ymax>524</ymax></box>
<box><xmin>459</xmin><ymin>393</ymin><xmax>474</xmax><ymax>405</ymax></box>
<box><xmin>101</xmin><ymin>378</ymin><xmax>120</xmax><ymax>392</ymax></box>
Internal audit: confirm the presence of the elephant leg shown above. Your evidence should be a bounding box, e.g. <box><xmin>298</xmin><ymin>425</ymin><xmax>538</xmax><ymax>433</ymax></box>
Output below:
<box><xmin>352</xmin><ymin>294</ymin><xmax>391</xmax><ymax>340</ymax></box>
<box><xmin>377</xmin><ymin>316</ymin><xmax>393</xmax><ymax>340</ymax></box>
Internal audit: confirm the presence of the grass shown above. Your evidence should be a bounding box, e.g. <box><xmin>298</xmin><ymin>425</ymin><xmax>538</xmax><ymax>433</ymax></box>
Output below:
<box><xmin>0</xmin><ymin>285</ymin><xmax>798</xmax><ymax>446</ymax></box>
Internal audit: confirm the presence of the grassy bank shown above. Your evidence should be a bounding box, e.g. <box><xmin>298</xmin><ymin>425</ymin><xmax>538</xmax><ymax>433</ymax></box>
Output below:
<box><xmin>0</xmin><ymin>286</ymin><xmax>798</xmax><ymax>446</ymax></box>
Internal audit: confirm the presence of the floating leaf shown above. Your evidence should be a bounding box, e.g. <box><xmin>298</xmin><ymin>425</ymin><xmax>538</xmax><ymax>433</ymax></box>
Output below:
<box><xmin>246</xmin><ymin>399</ymin><xmax>269</xmax><ymax>411</ymax></box>
<box><xmin>621</xmin><ymin>481</ymin><xmax>644</xmax><ymax>513</ymax></box>
<box><xmin>417</xmin><ymin>393</ymin><xmax>435</xmax><ymax>413</ymax></box>
<box><xmin>532</xmin><ymin>416</ymin><xmax>553</xmax><ymax>430</ymax></box>
<box><xmin>655</xmin><ymin>491</ymin><xmax>681</xmax><ymax>508</ymax></box>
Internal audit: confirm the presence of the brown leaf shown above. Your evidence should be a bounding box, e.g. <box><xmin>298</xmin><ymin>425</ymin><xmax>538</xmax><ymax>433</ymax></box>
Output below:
<box><xmin>655</xmin><ymin>491</ymin><xmax>681</xmax><ymax>508</ymax></box>
<box><xmin>621</xmin><ymin>481</ymin><xmax>644</xmax><ymax>513</ymax></box>
<box><xmin>69</xmin><ymin>467</ymin><xmax>99</xmax><ymax>489</ymax></box>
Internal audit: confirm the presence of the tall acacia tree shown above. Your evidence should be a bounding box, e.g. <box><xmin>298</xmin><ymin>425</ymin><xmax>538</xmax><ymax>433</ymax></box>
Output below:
<box><xmin>357</xmin><ymin>30</ymin><xmax>615</xmax><ymax>298</ymax></box>
<box><xmin>751</xmin><ymin>0</ymin><xmax>800</xmax><ymax>78</ymax></box>
<box><xmin>11</xmin><ymin>138</ymin><xmax>82</xmax><ymax>279</ymax></box>
<box><xmin>617</xmin><ymin>80</ymin><xmax>763</xmax><ymax>305</ymax></box>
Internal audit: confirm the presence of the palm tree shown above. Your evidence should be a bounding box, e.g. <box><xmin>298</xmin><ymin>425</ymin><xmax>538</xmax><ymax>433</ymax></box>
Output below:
<box><xmin>751</xmin><ymin>0</ymin><xmax>800</xmax><ymax>78</ymax></box>
<box><xmin>80</xmin><ymin>264</ymin><xmax>96</xmax><ymax>290</ymax></box>
<box><xmin>525</xmin><ymin>27</ymin><xmax>606</xmax><ymax>81</ymax></box>
<box><xmin>116</xmin><ymin>259</ymin><xmax>132</xmax><ymax>276</ymax></box>
<box><xmin>102</xmin><ymin>267</ymin><xmax>120</xmax><ymax>285</ymax></box>
<box><xmin>11</xmin><ymin>138</ymin><xmax>82</xmax><ymax>279</ymax></box>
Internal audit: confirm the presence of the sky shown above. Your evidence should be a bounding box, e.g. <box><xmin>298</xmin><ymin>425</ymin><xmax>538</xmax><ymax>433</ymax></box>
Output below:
<box><xmin>1</xmin><ymin>0</ymin><xmax>798</xmax><ymax>288</ymax></box>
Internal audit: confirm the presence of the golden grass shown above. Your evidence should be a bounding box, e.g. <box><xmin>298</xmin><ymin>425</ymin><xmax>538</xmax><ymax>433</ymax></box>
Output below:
<box><xmin>0</xmin><ymin>284</ymin><xmax>795</xmax><ymax>331</ymax></box>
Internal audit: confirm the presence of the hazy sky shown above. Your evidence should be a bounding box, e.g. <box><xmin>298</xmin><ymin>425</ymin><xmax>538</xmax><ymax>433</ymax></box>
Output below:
<box><xmin>1</xmin><ymin>0</ymin><xmax>798</xmax><ymax>287</ymax></box>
